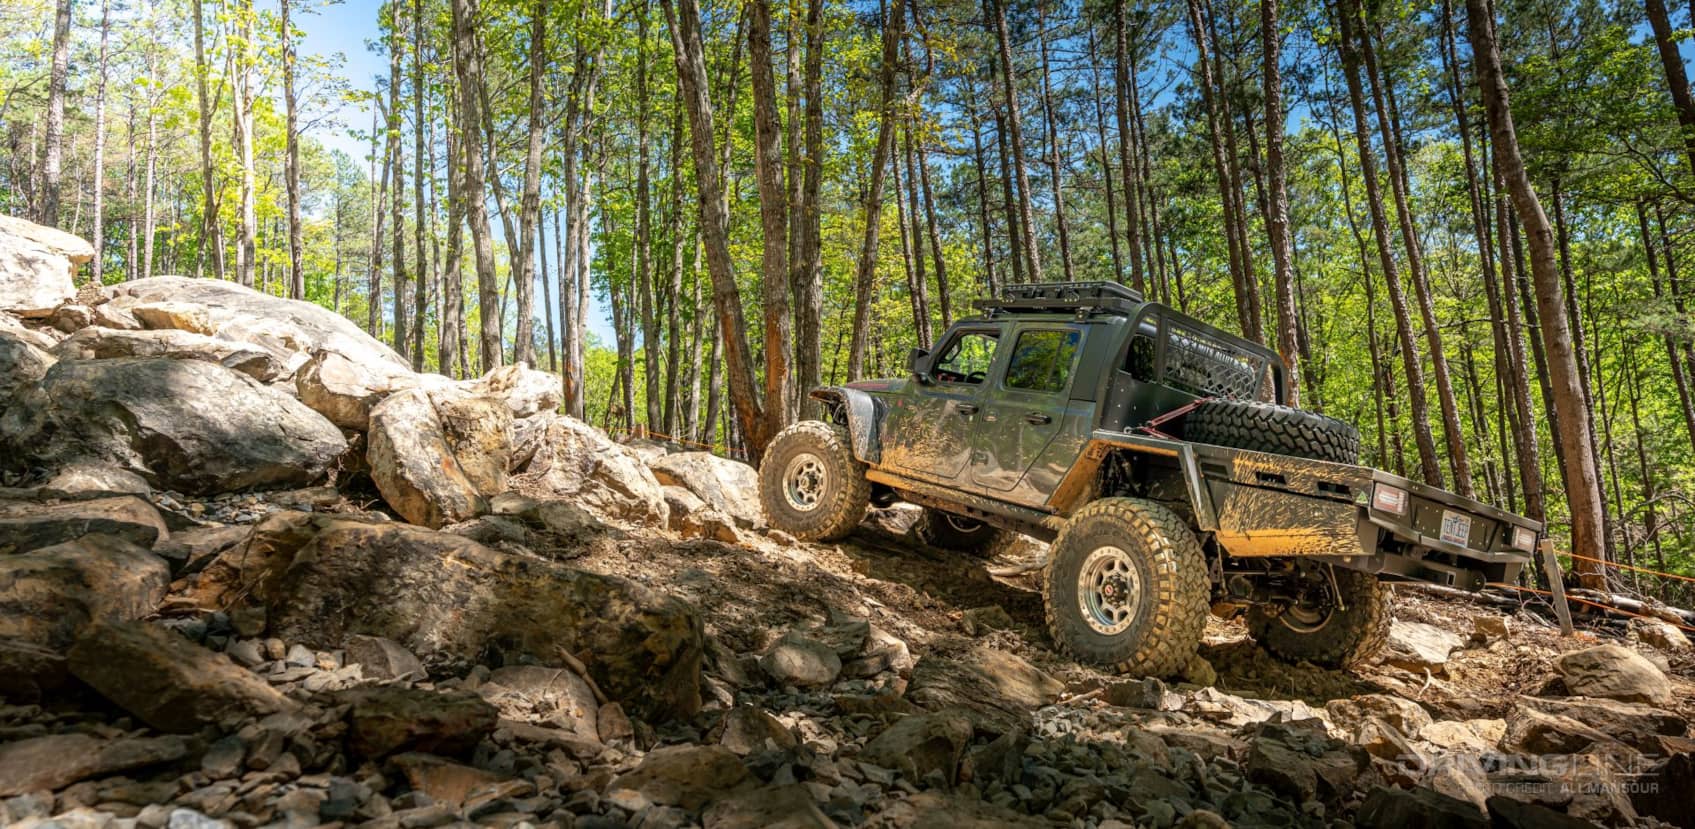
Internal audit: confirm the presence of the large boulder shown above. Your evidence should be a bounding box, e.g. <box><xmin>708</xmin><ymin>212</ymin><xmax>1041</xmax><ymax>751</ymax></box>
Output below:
<box><xmin>1554</xmin><ymin>644</ymin><xmax>1673</xmax><ymax>705</ymax></box>
<box><xmin>105</xmin><ymin>275</ymin><xmax>409</xmax><ymax>375</ymax></box>
<box><xmin>0</xmin><ymin>358</ymin><xmax>346</xmax><ymax>494</ymax></box>
<box><xmin>648</xmin><ymin>452</ymin><xmax>762</xmax><ymax>528</ymax></box>
<box><xmin>294</xmin><ymin>350</ymin><xmax>426</xmax><ymax>430</ymax></box>
<box><xmin>263</xmin><ymin>520</ymin><xmax>703</xmax><ymax>721</ymax></box>
<box><xmin>0</xmin><ymin>214</ymin><xmax>90</xmax><ymax>317</ymax></box>
<box><xmin>67</xmin><ymin>619</ymin><xmax>297</xmax><ymax>732</ymax></box>
<box><xmin>0</xmin><ymin>535</ymin><xmax>169</xmax><ymax>696</ymax></box>
<box><xmin>52</xmin><ymin>326</ymin><xmax>285</xmax><ymax>381</ymax></box>
<box><xmin>367</xmin><ymin>387</ymin><xmax>511</xmax><ymax>528</ymax></box>
<box><xmin>471</xmin><ymin>364</ymin><xmax>562</xmax><ymax>418</ymax></box>
<box><xmin>0</xmin><ymin>495</ymin><xmax>167</xmax><ymax>554</ymax></box>
<box><xmin>336</xmin><ymin>685</ymin><xmax>499</xmax><ymax>760</ymax></box>
<box><xmin>0</xmin><ymin>327</ymin><xmax>55</xmax><ymax>414</ymax></box>
<box><xmin>512</xmin><ymin>413</ymin><xmax>668</xmax><ymax>527</ymax></box>
<box><xmin>858</xmin><ymin>710</ymin><xmax>975</xmax><ymax>786</ymax></box>
<box><xmin>1516</xmin><ymin>696</ymin><xmax>1687</xmax><ymax>755</ymax></box>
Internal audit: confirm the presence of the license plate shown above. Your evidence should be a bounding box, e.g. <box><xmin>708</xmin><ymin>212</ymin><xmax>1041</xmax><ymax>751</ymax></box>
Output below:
<box><xmin>1439</xmin><ymin>510</ymin><xmax>1472</xmax><ymax>547</ymax></box>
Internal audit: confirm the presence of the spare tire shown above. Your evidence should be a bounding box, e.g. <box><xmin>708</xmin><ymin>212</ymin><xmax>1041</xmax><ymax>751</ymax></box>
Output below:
<box><xmin>1184</xmin><ymin>399</ymin><xmax>1361</xmax><ymax>464</ymax></box>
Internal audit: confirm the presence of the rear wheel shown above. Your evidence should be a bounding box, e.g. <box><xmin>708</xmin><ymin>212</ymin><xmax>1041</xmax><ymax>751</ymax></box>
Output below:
<box><xmin>1185</xmin><ymin>398</ymin><xmax>1361</xmax><ymax>464</ymax></box>
<box><xmin>1043</xmin><ymin>498</ymin><xmax>1209</xmax><ymax>678</ymax></box>
<box><xmin>1248</xmin><ymin>567</ymin><xmax>1391</xmax><ymax>669</ymax></box>
<box><xmin>758</xmin><ymin>421</ymin><xmax>870</xmax><ymax>542</ymax></box>
<box><xmin>916</xmin><ymin>508</ymin><xmax>1009</xmax><ymax>557</ymax></box>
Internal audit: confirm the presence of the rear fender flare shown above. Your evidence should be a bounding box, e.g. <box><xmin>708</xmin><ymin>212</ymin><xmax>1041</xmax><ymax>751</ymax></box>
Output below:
<box><xmin>1048</xmin><ymin>432</ymin><xmax>1218</xmax><ymax>531</ymax></box>
<box><xmin>809</xmin><ymin>387</ymin><xmax>883</xmax><ymax>465</ymax></box>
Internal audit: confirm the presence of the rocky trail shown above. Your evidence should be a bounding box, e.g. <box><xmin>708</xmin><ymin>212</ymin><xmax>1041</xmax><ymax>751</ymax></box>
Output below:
<box><xmin>3</xmin><ymin>216</ymin><xmax>1694</xmax><ymax>829</ymax></box>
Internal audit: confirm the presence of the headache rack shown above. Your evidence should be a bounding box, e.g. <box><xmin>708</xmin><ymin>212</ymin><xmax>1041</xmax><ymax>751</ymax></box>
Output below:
<box><xmin>974</xmin><ymin>281</ymin><xmax>1145</xmax><ymax>317</ymax></box>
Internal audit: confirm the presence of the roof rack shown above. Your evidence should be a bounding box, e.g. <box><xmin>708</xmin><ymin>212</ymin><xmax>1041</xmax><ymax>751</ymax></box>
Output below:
<box><xmin>973</xmin><ymin>281</ymin><xmax>1146</xmax><ymax>317</ymax></box>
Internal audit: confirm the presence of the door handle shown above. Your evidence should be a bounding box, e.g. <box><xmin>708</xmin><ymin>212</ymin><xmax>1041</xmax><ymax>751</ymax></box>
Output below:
<box><xmin>957</xmin><ymin>403</ymin><xmax>979</xmax><ymax>416</ymax></box>
<box><xmin>1024</xmin><ymin>412</ymin><xmax>1052</xmax><ymax>425</ymax></box>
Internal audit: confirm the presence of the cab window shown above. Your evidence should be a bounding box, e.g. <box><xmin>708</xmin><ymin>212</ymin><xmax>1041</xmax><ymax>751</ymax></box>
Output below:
<box><xmin>932</xmin><ymin>331</ymin><xmax>999</xmax><ymax>384</ymax></box>
<box><xmin>1005</xmin><ymin>329</ymin><xmax>1082</xmax><ymax>393</ymax></box>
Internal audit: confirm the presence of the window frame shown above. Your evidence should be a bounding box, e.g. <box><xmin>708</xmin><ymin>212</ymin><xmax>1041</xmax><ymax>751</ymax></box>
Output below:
<box><xmin>929</xmin><ymin>326</ymin><xmax>1004</xmax><ymax>387</ymax></box>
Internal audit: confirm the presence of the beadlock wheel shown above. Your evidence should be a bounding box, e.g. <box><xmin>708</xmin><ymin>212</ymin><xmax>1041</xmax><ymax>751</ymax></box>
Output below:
<box><xmin>1078</xmin><ymin>546</ymin><xmax>1141</xmax><ymax>635</ymax></box>
<box><xmin>782</xmin><ymin>452</ymin><xmax>828</xmax><ymax>513</ymax></box>
<box><xmin>758</xmin><ymin>421</ymin><xmax>869</xmax><ymax>542</ymax></box>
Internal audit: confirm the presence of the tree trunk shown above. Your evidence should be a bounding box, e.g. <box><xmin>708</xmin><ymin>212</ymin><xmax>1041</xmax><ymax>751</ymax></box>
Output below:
<box><xmin>194</xmin><ymin>0</ymin><xmax>223</xmax><ymax>280</ymax></box>
<box><xmin>1644</xmin><ymin>0</ymin><xmax>1695</xmax><ymax>178</ymax></box>
<box><xmin>388</xmin><ymin>1</ymin><xmax>410</xmax><ymax>357</ymax></box>
<box><xmin>1088</xmin><ymin>28</ymin><xmax>1123</xmax><ymax>282</ymax></box>
<box><xmin>442</xmin><ymin>114</ymin><xmax>466</xmax><ymax>377</ymax></box>
<box><xmin>792</xmin><ymin>0</ymin><xmax>826</xmax><ymax>414</ymax></box>
<box><xmin>847</xmin><ymin>0</ymin><xmax>907</xmax><ymax>381</ymax></box>
<box><xmin>1334</xmin><ymin>0</ymin><xmax>1444</xmax><ymax>487</ymax></box>
<box><xmin>1187</xmin><ymin>0</ymin><xmax>1259</xmax><ymax>342</ymax></box>
<box><xmin>451</xmin><ymin>0</ymin><xmax>501</xmax><ymax>372</ymax></box>
<box><xmin>965</xmin><ymin>80</ymin><xmax>999</xmax><ymax>296</ymax></box>
<box><xmin>369</xmin><ymin>104</ymin><xmax>388</xmax><ymax>337</ymax></box>
<box><xmin>1260</xmin><ymin>0</ymin><xmax>1300</xmax><ymax>407</ymax></box>
<box><xmin>1112</xmin><ymin>8</ymin><xmax>1144</xmax><ymax>293</ymax></box>
<box><xmin>989</xmin><ymin>0</ymin><xmax>1043</xmax><ymax>282</ymax></box>
<box><xmin>634</xmin><ymin>0</ymin><xmax>660</xmax><ymax>430</ymax></box>
<box><xmin>283</xmin><ymin>0</ymin><xmax>305</xmax><ymax>300</ymax></box>
<box><xmin>40</xmin><ymin>0</ymin><xmax>72</xmax><ymax>226</ymax></box>
<box><xmin>1465</xmin><ymin>0</ymin><xmax>1608</xmax><ymax>584</ymax></box>
<box><xmin>92</xmin><ymin>0</ymin><xmax>112</xmax><ymax>283</ymax></box>
<box><xmin>663</xmin><ymin>0</ymin><xmax>771</xmax><ymax>456</ymax></box>
<box><xmin>232</xmin><ymin>0</ymin><xmax>258</xmax><ymax>289</ymax></box>
<box><xmin>1640</xmin><ymin>201</ymin><xmax>1695</xmax><ymax>455</ymax></box>
<box><xmin>1353</xmin><ymin>0</ymin><xmax>1471</xmax><ymax>496</ymax></box>
<box><xmin>1035</xmin><ymin>0</ymin><xmax>1072</xmax><ymax>281</ymax></box>
<box><xmin>749</xmin><ymin>0</ymin><xmax>793</xmax><ymax>437</ymax></box>
<box><xmin>411</xmin><ymin>0</ymin><xmax>431</xmax><ymax>368</ymax></box>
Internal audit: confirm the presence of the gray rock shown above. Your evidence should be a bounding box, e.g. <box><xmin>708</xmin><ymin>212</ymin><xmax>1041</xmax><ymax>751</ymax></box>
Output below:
<box><xmin>199</xmin><ymin>736</ymin><xmax>245</xmax><ymax>780</ymax></box>
<box><xmin>1553</xmin><ymin>644</ymin><xmax>1673</xmax><ymax>705</ymax></box>
<box><xmin>105</xmin><ymin>275</ymin><xmax>409</xmax><ymax>373</ymax></box>
<box><xmin>1356</xmin><ymin>785</ymin><xmax>1486</xmax><ymax>829</ymax></box>
<box><xmin>1515</xmin><ymin>696</ymin><xmax>1686</xmax><ymax>755</ymax></box>
<box><xmin>262</xmin><ymin>518</ymin><xmax>703</xmax><ymax>722</ymax></box>
<box><xmin>718</xmin><ymin>706</ymin><xmax>796</xmax><ymax>756</ymax></box>
<box><xmin>647</xmin><ymin>452</ymin><xmax>761</xmax><ymax>528</ymax></box>
<box><xmin>0</xmin><ymin>358</ymin><xmax>346</xmax><ymax>495</ymax></box>
<box><xmin>52</xmin><ymin>327</ymin><xmax>285</xmax><ymax>382</ymax></box>
<box><xmin>510</xmin><ymin>413</ymin><xmax>668</xmax><ymax>527</ymax></box>
<box><xmin>905</xmin><ymin>647</ymin><xmax>1063</xmax><ymax>735</ymax></box>
<box><xmin>336</xmin><ymin>684</ymin><xmax>499</xmax><ymax>760</ymax></box>
<box><xmin>470</xmin><ymin>364</ymin><xmax>562</xmax><ymax>418</ymax></box>
<box><xmin>0</xmin><ymin>733</ymin><xmax>188</xmax><ymax>797</ymax></box>
<box><xmin>1382</xmin><ymin>620</ymin><xmax>1465</xmax><ymax>672</ymax></box>
<box><xmin>0</xmin><ymin>326</ymin><xmax>54</xmax><ymax>414</ymax></box>
<box><xmin>480</xmin><ymin>665</ymin><xmax>601</xmax><ymax>743</ymax></box>
<box><xmin>701</xmin><ymin>784</ymin><xmax>835</xmax><ymax>829</ymax></box>
<box><xmin>1244</xmin><ymin>721</ymin><xmax>1367</xmax><ymax>803</ymax></box>
<box><xmin>0</xmin><ymin>495</ymin><xmax>167</xmax><ymax>553</ymax></box>
<box><xmin>40</xmin><ymin>463</ymin><xmax>152</xmax><ymax>499</ymax></box>
<box><xmin>67</xmin><ymin>619</ymin><xmax>298</xmax><ymax>732</ymax></box>
<box><xmin>760</xmin><ymin>631</ymin><xmax>842</xmax><ymax>688</ymax></box>
<box><xmin>293</xmin><ymin>350</ymin><xmax>423</xmax><ymax>430</ymax></box>
<box><xmin>367</xmin><ymin>387</ymin><xmax>509</xmax><ymax>528</ymax></box>
<box><xmin>0</xmin><ymin>215</ymin><xmax>89</xmax><ymax>318</ymax></box>
<box><xmin>344</xmin><ymin>634</ymin><xmax>426</xmax><ymax>681</ymax></box>
<box><xmin>0</xmin><ymin>534</ymin><xmax>169</xmax><ymax>659</ymax></box>
<box><xmin>858</xmin><ymin>710</ymin><xmax>974</xmax><ymax>786</ymax></box>
<box><xmin>606</xmin><ymin>745</ymin><xmax>753</xmax><ymax>812</ymax></box>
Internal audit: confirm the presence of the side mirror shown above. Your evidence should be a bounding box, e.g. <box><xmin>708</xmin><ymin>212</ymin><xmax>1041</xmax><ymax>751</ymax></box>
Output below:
<box><xmin>908</xmin><ymin>347</ymin><xmax>931</xmax><ymax>384</ymax></box>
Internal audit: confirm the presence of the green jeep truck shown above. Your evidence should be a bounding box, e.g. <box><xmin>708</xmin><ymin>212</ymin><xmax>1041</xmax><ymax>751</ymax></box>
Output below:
<box><xmin>757</xmin><ymin>282</ymin><xmax>1540</xmax><ymax>677</ymax></box>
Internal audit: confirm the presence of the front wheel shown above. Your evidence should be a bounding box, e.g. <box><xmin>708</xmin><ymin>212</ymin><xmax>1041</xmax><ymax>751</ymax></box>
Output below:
<box><xmin>758</xmin><ymin>421</ymin><xmax>870</xmax><ymax>542</ymax></box>
<box><xmin>1247</xmin><ymin>567</ymin><xmax>1391</xmax><ymax>669</ymax></box>
<box><xmin>916</xmin><ymin>508</ymin><xmax>1010</xmax><ymax>557</ymax></box>
<box><xmin>1043</xmin><ymin>498</ymin><xmax>1209</xmax><ymax>678</ymax></box>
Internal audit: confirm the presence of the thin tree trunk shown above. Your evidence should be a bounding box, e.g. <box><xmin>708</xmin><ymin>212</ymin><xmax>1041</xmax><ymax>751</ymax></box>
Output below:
<box><xmin>443</xmin><ymin>115</ymin><xmax>466</xmax><ymax>376</ymax></box>
<box><xmin>1334</xmin><ymin>0</ymin><xmax>1444</xmax><ymax>486</ymax></box>
<box><xmin>847</xmin><ymin>0</ymin><xmax>908</xmax><ymax>380</ymax></box>
<box><xmin>663</xmin><ymin>0</ymin><xmax>771</xmax><ymax>455</ymax></box>
<box><xmin>1036</xmin><ymin>0</ymin><xmax>1072</xmax><ymax>281</ymax></box>
<box><xmin>1089</xmin><ymin>27</ymin><xmax>1123</xmax><ymax>282</ymax></box>
<box><xmin>1112</xmin><ymin>8</ymin><xmax>1144</xmax><ymax>293</ymax></box>
<box><xmin>40</xmin><ymin>0</ymin><xmax>72</xmax><ymax>225</ymax></box>
<box><xmin>635</xmin><ymin>0</ymin><xmax>660</xmax><ymax>430</ymax></box>
<box><xmin>232</xmin><ymin>0</ymin><xmax>257</xmax><ymax>288</ymax></box>
<box><xmin>1640</xmin><ymin>201</ymin><xmax>1695</xmax><ymax>454</ymax></box>
<box><xmin>511</xmin><ymin>0</ymin><xmax>548</xmax><ymax>368</ymax></box>
<box><xmin>749</xmin><ymin>0</ymin><xmax>792</xmax><ymax>435</ymax></box>
<box><xmin>411</xmin><ymin>0</ymin><xmax>431</xmax><ymax>367</ymax></box>
<box><xmin>194</xmin><ymin>0</ymin><xmax>223</xmax><ymax>280</ymax></box>
<box><xmin>1353</xmin><ymin>0</ymin><xmax>1471</xmax><ymax>495</ymax></box>
<box><xmin>990</xmin><ymin>0</ymin><xmax>1043</xmax><ymax>282</ymax></box>
<box><xmin>1261</xmin><ymin>0</ymin><xmax>1300</xmax><ymax>406</ymax></box>
<box><xmin>1644</xmin><ymin>0</ymin><xmax>1695</xmax><ymax>178</ymax></box>
<box><xmin>791</xmin><ymin>0</ymin><xmax>826</xmax><ymax>413</ymax></box>
<box><xmin>283</xmin><ymin>0</ymin><xmax>305</xmax><ymax>300</ymax></box>
<box><xmin>1187</xmin><ymin>0</ymin><xmax>1258</xmax><ymax>340</ymax></box>
<box><xmin>92</xmin><ymin>0</ymin><xmax>112</xmax><ymax>283</ymax></box>
<box><xmin>388</xmin><ymin>0</ymin><xmax>410</xmax><ymax>357</ymax></box>
<box><xmin>1465</xmin><ymin>0</ymin><xmax>1608</xmax><ymax>583</ymax></box>
<box><xmin>452</xmin><ymin>0</ymin><xmax>501</xmax><ymax>372</ymax></box>
<box><xmin>369</xmin><ymin>104</ymin><xmax>388</xmax><ymax>337</ymax></box>
<box><xmin>965</xmin><ymin>80</ymin><xmax>999</xmax><ymax>296</ymax></box>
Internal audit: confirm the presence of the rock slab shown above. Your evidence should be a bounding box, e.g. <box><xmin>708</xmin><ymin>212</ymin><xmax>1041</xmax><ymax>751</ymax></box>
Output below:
<box><xmin>67</xmin><ymin>619</ymin><xmax>297</xmax><ymax>732</ymax></box>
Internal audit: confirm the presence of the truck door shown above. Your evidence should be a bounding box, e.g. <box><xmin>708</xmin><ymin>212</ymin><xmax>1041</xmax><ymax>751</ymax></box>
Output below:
<box><xmin>970</xmin><ymin>324</ymin><xmax>1086</xmax><ymax>502</ymax></box>
<box><xmin>882</xmin><ymin>325</ymin><xmax>1003</xmax><ymax>484</ymax></box>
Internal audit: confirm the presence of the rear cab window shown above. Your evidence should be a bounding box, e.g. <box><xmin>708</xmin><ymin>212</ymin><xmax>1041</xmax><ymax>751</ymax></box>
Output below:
<box><xmin>1004</xmin><ymin>328</ymin><xmax>1082</xmax><ymax>394</ymax></box>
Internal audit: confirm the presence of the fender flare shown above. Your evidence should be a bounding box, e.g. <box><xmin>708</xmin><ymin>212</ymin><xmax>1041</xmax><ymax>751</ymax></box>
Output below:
<box><xmin>809</xmin><ymin>387</ymin><xmax>884</xmax><ymax>465</ymax></box>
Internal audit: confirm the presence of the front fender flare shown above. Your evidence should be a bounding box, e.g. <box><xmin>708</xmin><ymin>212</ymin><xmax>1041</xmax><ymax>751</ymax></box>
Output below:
<box><xmin>809</xmin><ymin>387</ymin><xmax>883</xmax><ymax>465</ymax></box>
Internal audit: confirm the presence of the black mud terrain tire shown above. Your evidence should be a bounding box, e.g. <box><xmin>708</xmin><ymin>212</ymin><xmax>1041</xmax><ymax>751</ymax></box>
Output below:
<box><xmin>1185</xmin><ymin>398</ymin><xmax>1361</xmax><ymax>464</ymax></box>
<box><xmin>916</xmin><ymin>508</ymin><xmax>1010</xmax><ymax>557</ymax></box>
<box><xmin>758</xmin><ymin>421</ymin><xmax>870</xmax><ymax>542</ymax></box>
<box><xmin>1247</xmin><ymin>568</ymin><xmax>1392</xmax><ymax>669</ymax></box>
<box><xmin>1043</xmin><ymin>498</ymin><xmax>1209</xmax><ymax>678</ymax></box>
